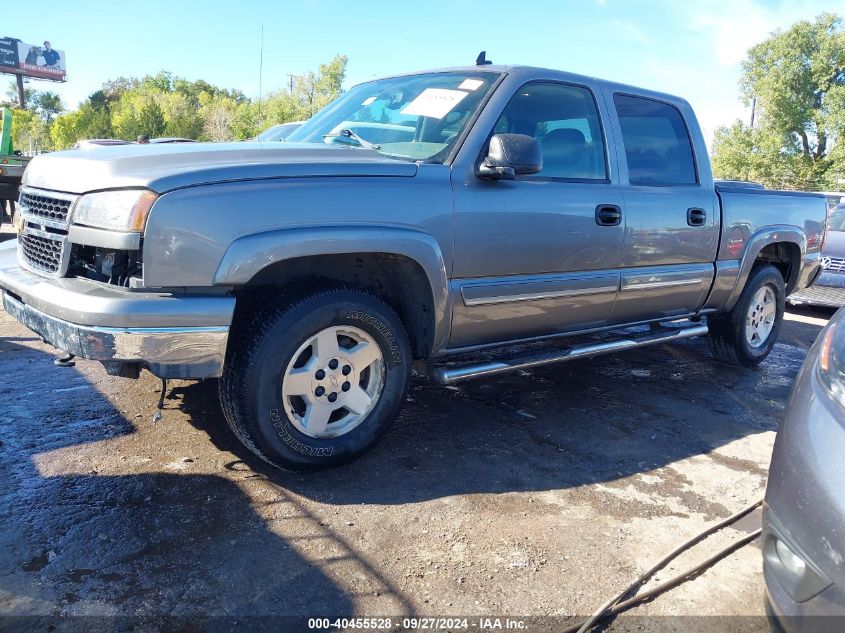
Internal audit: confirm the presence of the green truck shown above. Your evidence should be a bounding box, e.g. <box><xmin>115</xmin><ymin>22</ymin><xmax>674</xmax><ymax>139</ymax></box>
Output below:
<box><xmin>1</xmin><ymin>107</ymin><xmax>31</xmax><ymax>225</ymax></box>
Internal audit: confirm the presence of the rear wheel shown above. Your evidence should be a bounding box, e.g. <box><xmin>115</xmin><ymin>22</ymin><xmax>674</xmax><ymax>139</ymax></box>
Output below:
<box><xmin>707</xmin><ymin>264</ymin><xmax>785</xmax><ymax>367</ymax></box>
<box><xmin>219</xmin><ymin>286</ymin><xmax>411</xmax><ymax>470</ymax></box>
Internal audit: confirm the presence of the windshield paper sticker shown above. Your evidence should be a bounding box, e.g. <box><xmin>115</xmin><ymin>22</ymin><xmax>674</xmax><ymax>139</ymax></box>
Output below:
<box><xmin>361</xmin><ymin>96</ymin><xmax>377</xmax><ymax>106</ymax></box>
<box><xmin>459</xmin><ymin>79</ymin><xmax>484</xmax><ymax>91</ymax></box>
<box><xmin>401</xmin><ymin>88</ymin><xmax>469</xmax><ymax>119</ymax></box>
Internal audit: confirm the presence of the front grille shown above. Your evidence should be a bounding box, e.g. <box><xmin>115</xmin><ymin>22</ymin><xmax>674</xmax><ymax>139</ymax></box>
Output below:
<box><xmin>19</xmin><ymin>233</ymin><xmax>65</xmax><ymax>275</ymax></box>
<box><xmin>19</xmin><ymin>191</ymin><xmax>74</xmax><ymax>224</ymax></box>
<box><xmin>17</xmin><ymin>188</ymin><xmax>76</xmax><ymax>278</ymax></box>
<box><xmin>824</xmin><ymin>256</ymin><xmax>845</xmax><ymax>273</ymax></box>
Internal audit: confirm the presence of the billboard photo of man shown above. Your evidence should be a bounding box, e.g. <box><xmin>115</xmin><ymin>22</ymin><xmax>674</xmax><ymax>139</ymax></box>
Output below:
<box><xmin>41</xmin><ymin>41</ymin><xmax>60</xmax><ymax>67</ymax></box>
<box><xmin>15</xmin><ymin>38</ymin><xmax>66</xmax><ymax>80</ymax></box>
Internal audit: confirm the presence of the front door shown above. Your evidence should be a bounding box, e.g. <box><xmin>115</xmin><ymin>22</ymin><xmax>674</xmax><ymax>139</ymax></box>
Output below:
<box><xmin>449</xmin><ymin>81</ymin><xmax>624</xmax><ymax>349</ymax></box>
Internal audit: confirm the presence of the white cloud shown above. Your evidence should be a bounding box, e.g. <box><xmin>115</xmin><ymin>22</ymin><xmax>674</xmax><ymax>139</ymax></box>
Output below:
<box><xmin>685</xmin><ymin>1</ymin><xmax>778</xmax><ymax>64</ymax></box>
<box><xmin>678</xmin><ymin>0</ymin><xmax>833</xmax><ymax>65</ymax></box>
<box><xmin>613</xmin><ymin>20</ymin><xmax>653</xmax><ymax>44</ymax></box>
<box><xmin>647</xmin><ymin>0</ymin><xmax>834</xmax><ymax>144</ymax></box>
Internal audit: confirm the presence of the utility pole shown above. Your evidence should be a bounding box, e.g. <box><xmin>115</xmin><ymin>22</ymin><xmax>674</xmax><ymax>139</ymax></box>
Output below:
<box><xmin>750</xmin><ymin>97</ymin><xmax>756</xmax><ymax>128</ymax></box>
<box><xmin>16</xmin><ymin>75</ymin><xmax>25</xmax><ymax>109</ymax></box>
<box><xmin>287</xmin><ymin>73</ymin><xmax>295</xmax><ymax>94</ymax></box>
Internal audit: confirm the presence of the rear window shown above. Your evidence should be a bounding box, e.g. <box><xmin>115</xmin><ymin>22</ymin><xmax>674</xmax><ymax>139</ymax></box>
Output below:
<box><xmin>614</xmin><ymin>94</ymin><xmax>697</xmax><ymax>186</ymax></box>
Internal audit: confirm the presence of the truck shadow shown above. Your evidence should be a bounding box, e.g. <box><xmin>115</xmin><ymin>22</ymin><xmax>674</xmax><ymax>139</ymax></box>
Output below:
<box><xmin>0</xmin><ymin>337</ymin><xmax>356</xmax><ymax>624</ymax></box>
<box><xmin>179</xmin><ymin>319</ymin><xmax>826</xmax><ymax>509</ymax></box>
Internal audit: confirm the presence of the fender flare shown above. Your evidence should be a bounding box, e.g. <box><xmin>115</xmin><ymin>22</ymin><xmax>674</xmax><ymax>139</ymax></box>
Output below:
<box><xmin>213</xmin><ymin>225</ymin><xmax>452</xmax><ymax>352</ymax></box>
<box><xmin>724</xmin><ymin>224</ymin><xmax>806</xmax><ymax>311</ymax></box>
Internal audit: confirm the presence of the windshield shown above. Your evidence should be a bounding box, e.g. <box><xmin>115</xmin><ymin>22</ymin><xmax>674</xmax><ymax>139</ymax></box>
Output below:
<box><xmin>286</xmin><ymin>71</ymin><xmax>500</xmax><ymax>162</ymax></box>
<box><xmin>829</xmin><ymin>205</ymin><xmax>845</xmax><ymax>232</ymax></box>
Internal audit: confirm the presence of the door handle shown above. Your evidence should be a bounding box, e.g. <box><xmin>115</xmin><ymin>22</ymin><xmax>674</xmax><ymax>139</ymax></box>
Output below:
<box><xmin>687</xmin><ymin>207</ymin><xmax>707</xmax><ymax>226</ymax></box>
<box><xmin>595</xmin><ymin>204</ymin><xmax>622</xmax><ymax>227</ymax></box>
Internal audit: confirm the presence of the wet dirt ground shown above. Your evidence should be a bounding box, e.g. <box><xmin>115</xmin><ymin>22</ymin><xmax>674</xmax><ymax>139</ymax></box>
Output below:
<box><xmin>0</xmin><ymin>224</ymin><xmax>835</xmax><ymax>631</ymax></box>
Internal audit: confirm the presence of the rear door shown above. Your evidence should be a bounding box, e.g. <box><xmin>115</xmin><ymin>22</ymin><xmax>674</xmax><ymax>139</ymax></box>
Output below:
<box><xmin>604</xmin><ymin>92</ymin><xmax>719</xmax><ymax>324</ymax></box>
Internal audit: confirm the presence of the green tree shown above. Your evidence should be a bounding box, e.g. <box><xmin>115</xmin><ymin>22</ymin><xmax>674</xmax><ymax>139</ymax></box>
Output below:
<box><xmin>112</xmin><ymin>91</ymin><xmax>166</xmax><ymax>139</ymax></box>
<box><xmin>159</xmin><ymin>91</ymin><xmax>202</xmax><ymax>138</ymax></box>
<box><xmin>199</xmin><ymin>93</ymin><xmax>238</xmax><ymax>141</ymax></box>
<box><xmin>261</xmin><ymin>89</ymin><xmax>299</xmax><ymax>127</ymax></box>
<box><xmin>101</xmin><ymin>77</ymin><xmax>137</xmax><ymax>100</ymax></box>
<box><xmin>290</xmin><ymin>54</ymin><xmax>348</xmax><ymax>119</ymax></box>
<box><xmin>79</xmin><ymin>101</ymin><xmax>115</xmax><ymax>139</ymax></box>
<box><xmin>51</xmin><ymin>102</ymin><xmax>115</xmax><ymax>149</ymax></box>
<box><xmin>10</xmin><ymin>108</ymin><xmax>52</xmax><ymax>152</ymax></box>
<box><xmin>34</xmin><ymin>92</ymin><xmax>63</xmax><ymax>122</ymax></box>
<box><xmin>4</xmin><ymin>55</ymin><xmax>349</xmax><ymax>148</ymax></box>
<box><xmin>712</xmin><ymin>13</ymin><xmax>845</xmax><ymax>190</ymax></box>
<box><xmin>50</xmin><ymin>109</ymin><xmax>84</xmax><ymax>149</ymax></box>
<box><xmin>231</xmin><ymin>100</ymin><xmax>261</xmax><ymax>139</ymax></box>
<box><xmin>137</xmin><ymin>100</ymin><xmax>167</xmax><ymax>138</ymax></box>
<box><xmin>5</xmin><ymin>81</ymin><xmax>36</xmax><ymax>109</ymax></box>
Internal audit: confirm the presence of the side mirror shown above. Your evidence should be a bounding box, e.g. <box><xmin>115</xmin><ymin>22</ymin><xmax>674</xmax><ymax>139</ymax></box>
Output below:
<box><xmin>477</xmin><ymin>133</ymin><xmax>543</xmax><ymax>180</ymax></box>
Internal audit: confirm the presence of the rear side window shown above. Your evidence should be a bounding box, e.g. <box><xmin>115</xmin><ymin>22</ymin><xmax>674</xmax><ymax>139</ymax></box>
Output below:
<box><xmin>613</xmin><ymin>94</ymin><xmax>697</xmax><ymax>186</ymax></box>
<box><xmin>493</xmin><ymin>82</ymin><xmax>608</xmax><ymax>181</ymax></box>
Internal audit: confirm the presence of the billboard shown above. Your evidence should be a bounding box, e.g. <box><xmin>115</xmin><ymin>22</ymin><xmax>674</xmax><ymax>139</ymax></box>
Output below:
<box><xmin>0</xmin><ymin>37</ymin><xmax>66</xmax><ymax>81</ymax></box>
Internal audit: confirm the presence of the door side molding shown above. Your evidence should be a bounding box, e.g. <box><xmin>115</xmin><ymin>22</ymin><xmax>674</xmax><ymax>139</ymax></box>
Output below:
<box><xmin>459</xmin><ymin>272</ymin><xmax>620</xmax><ymax>307</ymax></box>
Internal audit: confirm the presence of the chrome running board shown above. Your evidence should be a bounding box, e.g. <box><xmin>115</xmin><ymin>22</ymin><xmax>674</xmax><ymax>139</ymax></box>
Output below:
<box><xmin>433</xmin><ymin>323</ymin><xmax>709</xmax><ymax>385</ymax></box>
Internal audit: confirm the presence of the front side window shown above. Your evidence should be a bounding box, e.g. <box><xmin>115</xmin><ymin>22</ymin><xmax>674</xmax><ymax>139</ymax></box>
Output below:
<box><xmin>286</xmin><ymin>71</ymin><xmax>500</xmax><ymax>163</ymax></box>
<box><xmin>491</xmin><ymin>82</ymin><xmax>608</xmax><ymax>181</ymax></box>
<box><xmin>613</xmin><ymin>94</ymin><xmax>697</xmax><ymax>186</ymax></box>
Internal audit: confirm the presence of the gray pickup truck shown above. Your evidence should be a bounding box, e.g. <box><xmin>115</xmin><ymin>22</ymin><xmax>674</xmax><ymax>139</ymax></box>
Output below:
<box><xmin>0</xmin><ymin>64</ymin><xmax>827</xmax><ymax>470</ymax></box>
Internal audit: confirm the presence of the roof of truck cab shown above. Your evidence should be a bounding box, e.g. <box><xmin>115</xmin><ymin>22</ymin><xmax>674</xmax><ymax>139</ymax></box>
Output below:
<box><xmin>364</xmin><ymin>64</ymin><xmax>691</xmax><ymax>109</ymax></box>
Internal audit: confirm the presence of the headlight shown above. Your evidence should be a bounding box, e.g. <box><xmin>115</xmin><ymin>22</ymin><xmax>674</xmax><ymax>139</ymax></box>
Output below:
<box><xmin>72</xmin><ymin>189</ymin><xmax>158</xmax><ymax>232</ymax></box>
<box><xmin>816</xmin><ymin>321</ymin><xmax>845</xmax><ymax>409</ymax></box>
<box><xmin>764</xmin><ymin>517</ymin><xmax>832</xmax><ymax>602</ymax></box>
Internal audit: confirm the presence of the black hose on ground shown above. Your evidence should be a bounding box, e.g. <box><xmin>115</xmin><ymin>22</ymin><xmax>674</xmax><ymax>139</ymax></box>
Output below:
<box><xmin>53</xmin><ymin>353</ymin><xmax>76</xmax><ymax>367</ymax></box>
<box><xmin>567</xmin><ymin>499</ymin><xmax>764</xmax><ymax>633</ymax></box>
<box><xmin>153</xmin><ymin>377</ymin><xmax>167</xmax><ymax>423</ymax></box>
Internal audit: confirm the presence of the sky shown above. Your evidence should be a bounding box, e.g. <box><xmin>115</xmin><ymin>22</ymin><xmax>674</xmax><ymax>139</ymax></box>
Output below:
<box><xmin>5</xmin><ymin>0</ymin><xmax>838</xmax><ymax>145</ymax></box>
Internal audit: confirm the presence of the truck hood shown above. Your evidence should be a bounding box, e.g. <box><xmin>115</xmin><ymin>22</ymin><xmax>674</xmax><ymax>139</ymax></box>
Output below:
<box><xmin>22</xmin><ymin>142</ymin><xmax>418</xmax><ymax>194</ymax></box>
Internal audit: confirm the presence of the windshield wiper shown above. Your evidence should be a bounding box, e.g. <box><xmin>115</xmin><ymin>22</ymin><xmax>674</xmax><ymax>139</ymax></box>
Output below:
<box><xmin>322</xmin><ymin>128</ymin><xmax>381</xmax><ymax>150</ymax></box>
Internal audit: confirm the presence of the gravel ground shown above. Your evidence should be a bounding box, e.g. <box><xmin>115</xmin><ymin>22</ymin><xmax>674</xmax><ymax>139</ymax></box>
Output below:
<box><xmin>0</xmin><ymin>227</ymin><xmax>834</xmax><ymax>631</ymax></box>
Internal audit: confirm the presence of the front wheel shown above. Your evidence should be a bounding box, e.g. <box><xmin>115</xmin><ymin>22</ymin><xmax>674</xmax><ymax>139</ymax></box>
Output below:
<box><xmin>219</xmin><ymin>286</ymin><xmax>411</xmax><ymax>470</ymax></box>
<box><xmin>707</xmin><ymin>264</ymin><xmax>785</xmax><ymax>367</ymax></box>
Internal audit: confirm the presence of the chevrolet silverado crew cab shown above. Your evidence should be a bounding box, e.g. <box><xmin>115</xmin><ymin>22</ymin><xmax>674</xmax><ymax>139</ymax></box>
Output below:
<box><xmin>0</xmin><ymin>64</ymin><xmax>827</xmax><ymax>470</ymax></box>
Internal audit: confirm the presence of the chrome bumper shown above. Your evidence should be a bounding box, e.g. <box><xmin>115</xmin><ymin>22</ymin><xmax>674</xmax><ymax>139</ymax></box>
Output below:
<box><xmin>2</xmin><ymin>291</ymin><xmax>229</xmax><ymax>378</ymax></box>
<box><xmin>0</xmin><ymin>240</ymin><xmax>234</xmax><ymax>379</ymax></box>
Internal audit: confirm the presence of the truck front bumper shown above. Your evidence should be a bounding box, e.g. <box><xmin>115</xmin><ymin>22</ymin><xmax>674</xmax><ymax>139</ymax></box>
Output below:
<box><xmin>0</xmin><ymin>240</ymin><xmax>235</xmax><ymax>379</ymax></box>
